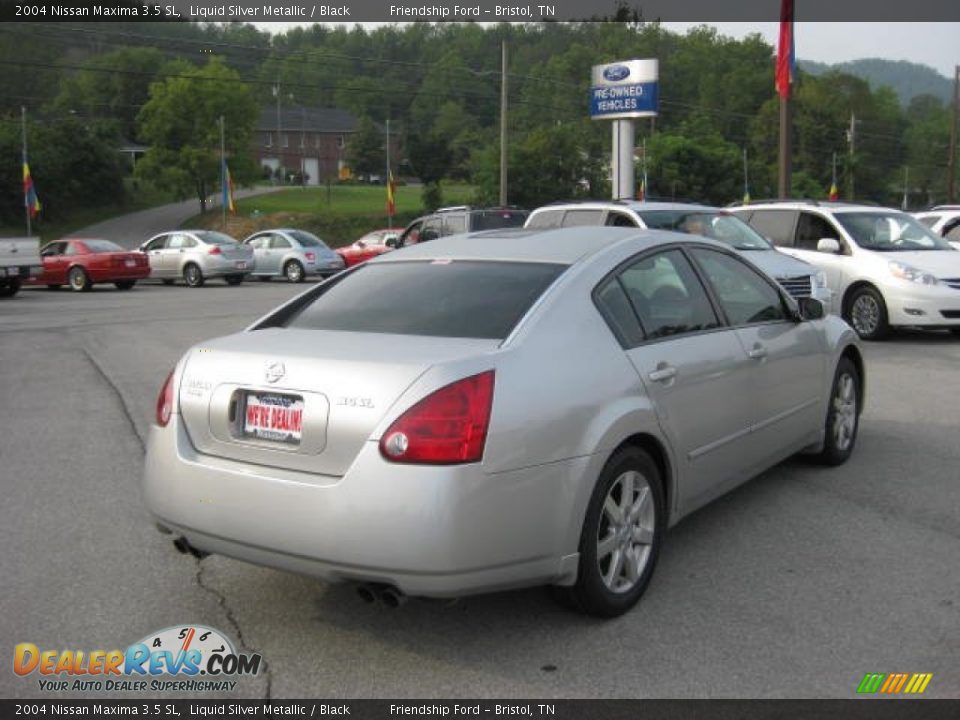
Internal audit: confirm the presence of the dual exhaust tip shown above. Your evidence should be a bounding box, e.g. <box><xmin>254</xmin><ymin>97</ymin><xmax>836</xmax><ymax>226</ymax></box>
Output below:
<box><xmin>172</xmin><ymin>535</ymin><xmax>210</xmax><ymax>560</ymax></box>
<box><xmin>356</xmin><ymin>583</ymin><xmax>407</xmax><ymax>608</ymax></box>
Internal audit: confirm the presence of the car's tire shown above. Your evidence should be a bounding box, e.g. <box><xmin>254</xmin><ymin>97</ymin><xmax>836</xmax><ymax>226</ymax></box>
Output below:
<box><xmin>68</xmin><ymin>267</ymin><xmax>91</xmax><ymax>292</ymax></box>
<box><xmin>949</xmin><ymin>328</ymin><xmax>960</xmax><ymax>337</ymax></box>
<box><xmin>845</xmin><ymin>286</ymin><xmax>888</xmax><ymax>341</ymax></box>
<box><xmin>0</xmin><ymin>279</ymin><xmax>21</xmax><ymax>297</ymax></box>
<box><xmin>558</xmin><ymin>447</ymin><xmax>665</xmax><ymax>618</ymax></box>
<box><xmin>284</xmin><ymin>260</ymin><xmax>305</xmax><ymax>283</ymax></box>
<box><xmin>114</xmin><ymin>280</ymin><xmax>136</xmax><ymax>290</ymax></box>
<box><xmin>183</xmin><ymin>263</ymin><xmax>204</xmax><ymax>288</ymax></box>
<box><xmin>161</xmin><ymin>279</ymin><xmax>175</xmax><ymax>286</ymax></box>
<box><xmin>224</xmin><ymin>274</ymin><xmax>244</xmax><ymax>286</ymax></box>
<box><xmin>816</xmin><ymin>356</ymin><xmax>861</xmax><ymax>466</ymax></box>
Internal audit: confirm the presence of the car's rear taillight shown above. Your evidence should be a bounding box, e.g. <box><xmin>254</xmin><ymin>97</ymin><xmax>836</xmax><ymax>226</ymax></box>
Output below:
<box><xmin>379</xmin><ymin>371</ymin><xmax>495</xmax><ymax>465</ymax></box>
<box><xmin>305</xmin><ymin>252</ymin><xmax>316</xmax><ymax>262</ymax></box>
<box><xmin>156</xmin><ymin>369</ymin><xmax>175</xmax><ymax>427</ymax></box>
<box><xmin>208</xmin><ymin>246</ymin><xmax>222</xmax><ymax>255</ymax></box>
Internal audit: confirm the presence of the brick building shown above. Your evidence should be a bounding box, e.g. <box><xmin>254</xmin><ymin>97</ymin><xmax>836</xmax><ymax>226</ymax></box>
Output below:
<box><xmin>255</xmin><ymin>106</ymin><xmax>360</xmax><ymax>186</ymax></box>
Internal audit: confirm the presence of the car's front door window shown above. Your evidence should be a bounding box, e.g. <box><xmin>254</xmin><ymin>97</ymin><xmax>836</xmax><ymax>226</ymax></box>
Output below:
<box><xmin>690</xmin><ymin>248</ymin><xmax>789</xmax><ymax>326</ymax></box>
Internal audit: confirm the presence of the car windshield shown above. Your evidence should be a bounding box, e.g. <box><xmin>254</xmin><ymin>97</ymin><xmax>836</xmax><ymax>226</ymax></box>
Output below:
<box><xmin>287</xmin><ymin>230</ymin><xmax>327</xmax><ymax>248</ymax></box>
<box><xmin>82</xmin><ymin>240</ymin><xmax>123</xmax><ymax>253</ymax></box>
<box><xmin>637</xmin><ymin>211</ymin><xmax>773</xmax><ymax>250</ymax></box>
<box><xmin>284</xmin><ymin>260</ymin><xmax>566</xmax><ymax>340</ymax></box>
<box><xmin>194</xmin><ymin>231</ymin><xmax>238</xmax><ymax>245</ymax></box>
<box><xmin>835</xmin><ymin>213</ymin><xmax>953</xmax><ymax>252</ymax></box>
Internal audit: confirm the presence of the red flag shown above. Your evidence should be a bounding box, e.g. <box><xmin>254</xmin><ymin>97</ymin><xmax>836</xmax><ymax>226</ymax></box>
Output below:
<box><xmin>828</xmin><ymin>181</ymin><xmax>839</xmax><ymax>202</ymax></box>
<box><xmin>776</xmin><ymin>0</ymin><xmax>796</xmax><ymax>99</ymax></box>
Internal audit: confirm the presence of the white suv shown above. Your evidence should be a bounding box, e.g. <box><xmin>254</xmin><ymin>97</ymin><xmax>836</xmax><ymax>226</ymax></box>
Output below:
<box><xmin>525</xmin><ymin>201</ymin><xmax>832</xmax><ymax>310</ymax></box>
<box><xmin>914</xmin><ymin>206</ymin><xmax>960</xmax><ymax>251</ymax></box>
<box><xmin>731</xmin><ymin>201</ymin><xmax>960</xmax><ymax>340</ymax></box>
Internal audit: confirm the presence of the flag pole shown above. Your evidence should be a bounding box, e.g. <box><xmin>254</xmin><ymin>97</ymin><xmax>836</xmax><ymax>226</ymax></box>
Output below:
<box><xmin>742</xmin><ymin>146</ymin><xmax>750</xmax><ymax>203</ymax></box>
<box><xmin>385</xmin><ymin>116</ymin><xmax>391</xmax><ymax>228</ymax></box>
<box><xmin>21</xmin><ymin>106</ymin><xmax>31</xmax><ymax>237</ymax></box>
<box><xmin>776</xmin><ymin>0</ymin><xmax>794</xmax><ymax>199</ymax></box>
<box><xmin>220</xmin><ymin>115</ymin><xmax>226</xmax><ymax>231</ymax></box>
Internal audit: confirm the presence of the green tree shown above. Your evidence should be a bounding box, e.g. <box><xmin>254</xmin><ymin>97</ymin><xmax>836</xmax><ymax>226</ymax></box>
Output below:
<box><xmin>135</xmin><ymin>59</ymin><xmax>258</xmax><ymax>213</ymax></box>
<box><xmin>345</xmin><ymin>116</ymin><xmax>383</xmax><ymax>178</ymax></box>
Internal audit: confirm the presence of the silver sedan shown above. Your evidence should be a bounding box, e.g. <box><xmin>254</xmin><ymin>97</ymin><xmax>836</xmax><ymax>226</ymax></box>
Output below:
<box><xmin>143</xmin><ymin>227</ymin><xmax>864</xmax><ymax>617</ymax></box>
<box><xmin>140</xmin><ymin>230</ymin><xmax>253</xmax><ymax>287</ymax></box>
<box><xmin>243</xmin><ymin>228</ymin><xmax>345</xmax><ymax>282</ymax></box>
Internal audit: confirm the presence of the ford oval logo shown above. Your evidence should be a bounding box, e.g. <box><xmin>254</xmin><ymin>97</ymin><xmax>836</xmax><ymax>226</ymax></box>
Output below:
<box><xmin>603</xmin><ymin>65</ymin><xmax>631</xmax><ymax>82</ymax></box>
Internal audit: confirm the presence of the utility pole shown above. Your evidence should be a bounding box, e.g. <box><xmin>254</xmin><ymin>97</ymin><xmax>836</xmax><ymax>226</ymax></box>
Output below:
<box><xmin>219</xmin><ymin>115</ymin><xmax>226</xmax><ymax>230</ymax></box>
<box><xmin>948</xmin><ymin>65</ymin><xmax>959</xmax><ymax>204</ymax></box>
<box><xmin>21</xmin><ymin>106</ymin><xmax>31</xmax><ymax>237</ymax></box>
<box><xmin>846</xmin><ymin>111</ymin><xmax>857</xmax><ymax>200</ymax></box>
<box><xmin>499</xmin><ymin>39</ymin><xmax>508</xmax><ymax>207</ymax></box>
<box><xmin>274</xmin><ymin>82</ymin><xmax>282</xmax><ymax>184</ymax></box>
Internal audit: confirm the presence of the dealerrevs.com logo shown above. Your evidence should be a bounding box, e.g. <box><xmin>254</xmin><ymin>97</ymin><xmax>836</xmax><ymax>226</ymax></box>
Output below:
<box><xmin>14</xmin><ymin>625</ymin><xmax>262</xmax><ymax>692</ymax></box>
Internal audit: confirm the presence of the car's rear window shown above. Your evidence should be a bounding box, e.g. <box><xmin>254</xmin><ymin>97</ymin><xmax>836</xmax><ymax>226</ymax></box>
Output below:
<box><xmin>194</xmin><ymin>231</ymin><xmax>237</xmax><ymax>245</ymax></box>
<box><xmin>287</xmin><ymin>230</ymin><xmax>326</xmax><ymax>248</ymax></box>
<box><xmin>82</xmin><ymin>240</ymin><xmax>123</xmax><ymax>253</ymax></box>
<box><xmin>284</xmin><ymin>260</ymin><xmax>566</xmax><ymax>339</ymax></box>
<box><xmin>471</xmin><ymin>210</ymin><xmax>529</xmax><ymax>231</ymax></box>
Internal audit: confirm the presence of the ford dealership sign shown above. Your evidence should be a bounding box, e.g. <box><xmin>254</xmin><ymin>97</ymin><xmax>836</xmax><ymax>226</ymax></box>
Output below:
<box><xmin>590</xmin><ymin>59</ymin><xmax>659</xmax><ymax>120</ymax></box>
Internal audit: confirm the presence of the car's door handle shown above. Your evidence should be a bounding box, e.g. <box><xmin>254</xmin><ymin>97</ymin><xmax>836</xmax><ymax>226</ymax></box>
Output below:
<box><xmin>648</xmin><ymin>365</ymin><xmax>677</xmax><ymax>383</ymax></box>
<box><xmin>747</xmin><ymin>345</ymin><xmax>768</xmax><ymax>360</ymax></box>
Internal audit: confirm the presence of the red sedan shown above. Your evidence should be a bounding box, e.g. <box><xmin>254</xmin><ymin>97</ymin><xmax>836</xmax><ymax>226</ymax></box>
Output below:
<box><xmin>27</xmin><ymin>239</ymin><xmax>151</xmax><ymax>291</ymax></box>
<box><xmin>336</xmin><ymin>228</ymin><xmax>399</xmax><ymax>267</ymax></box>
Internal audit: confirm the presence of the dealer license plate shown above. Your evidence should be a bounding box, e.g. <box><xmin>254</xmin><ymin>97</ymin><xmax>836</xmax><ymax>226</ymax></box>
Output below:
<box><xmin>235</xmin><ymin>260</ymin><xmax>248</xmax><ymax>269</ymax></box>
<box><xmin>125</xmin><ymin>259</ymin><xmax>135</xmax><ymax>267</ymax></box>
<box><xmin>243</xmin><ymin>393</ymin><xmax>304</xmax><ymax>445</ymax></box>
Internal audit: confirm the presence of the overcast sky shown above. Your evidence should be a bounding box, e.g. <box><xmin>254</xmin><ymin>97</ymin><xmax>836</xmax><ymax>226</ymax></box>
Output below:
<box><xmin>256</xmin><ymin>22</ymin><xmax>959</xmax><ymax>78</ymax></box>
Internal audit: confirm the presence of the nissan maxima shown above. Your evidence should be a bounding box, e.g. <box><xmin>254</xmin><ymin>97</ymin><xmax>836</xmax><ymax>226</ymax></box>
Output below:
<box><xmin>143</xmin><ymin>227</ymin><xmax>864</xmax><ymax>617</ymax></box>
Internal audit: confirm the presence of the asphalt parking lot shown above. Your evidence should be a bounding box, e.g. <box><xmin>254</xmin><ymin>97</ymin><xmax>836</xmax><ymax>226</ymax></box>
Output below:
<box><xmin>1</xmin><ymin>279</ymin><xmax>958</xmax><ymax>700</ymax></box>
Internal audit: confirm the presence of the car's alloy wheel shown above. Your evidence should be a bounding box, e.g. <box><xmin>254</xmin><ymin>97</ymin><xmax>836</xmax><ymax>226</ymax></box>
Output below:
<box><xmin>560</xmin><ymin>447</ymin><xmax>664</xmax><ymax>617</ymax></box>
<box><xmin>817</xmin><ymin>356</ymin><xmax>860</xmax><ymax>466</ymax></box>
<box><xmin>847</xmin><ymin>287</ymin><xmax>887</xmax><ymax>340</ymax></box>
<box><xmin>68</xmin><ymin>267</ymin><xmax>91</xmax><ymax>292</ymax></box>
<box><xmin>284</xmin><ymin>260</ymin><xmax>304</xmax><ymax>283</ymax></box>
<box><xmin>183</xmin><ymin>264</ymin><xmax>204</xmax><ymax>288</ymax></box>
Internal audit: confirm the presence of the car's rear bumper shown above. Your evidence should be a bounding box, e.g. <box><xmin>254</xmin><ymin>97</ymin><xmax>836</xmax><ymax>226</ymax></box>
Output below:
<box><xmin>142</xmin><ymin>417</ymin><xmax>585</xmax><ymax>597</ymax></box>
<box><xmin>201</xmin><ymin>257</ymin><xmax>253</xmax><ymax>276</ymax></box>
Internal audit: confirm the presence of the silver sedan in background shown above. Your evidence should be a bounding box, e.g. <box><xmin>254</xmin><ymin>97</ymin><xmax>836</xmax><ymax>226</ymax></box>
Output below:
<box><xmin>143</xmin><ymin>227</ymin><xmax>863</xmax><ymax>617</ymax></box>
<box><xmin>140</xmin><ymin>230</ymin><xmax>253</xmax><ymax>287</ymax></box>
<box><xmin>243</xmin><ymin>228</ymin><xmax>345</xmax><ymax>283</ymax></box>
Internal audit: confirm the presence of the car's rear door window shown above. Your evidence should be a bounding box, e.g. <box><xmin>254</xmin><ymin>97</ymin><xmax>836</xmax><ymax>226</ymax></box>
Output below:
<box><xmin>284</xmin><ymin>261</ymin><xmax>566</xmax><ymax>339</ymax></box>
<box><xmin>616</xmin><ymin>250</ymin><xmax>721</xmax><ymax>340</ymax></box>
<box><xmin>744</xmin><ymin>209</ymin><xmax>798</xmax><ymax>247</ymax></box>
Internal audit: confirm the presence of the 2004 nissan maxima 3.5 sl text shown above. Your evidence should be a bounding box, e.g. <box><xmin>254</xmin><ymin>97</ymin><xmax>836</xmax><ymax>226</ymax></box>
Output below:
<box><xmin>143</xmin><ymin>227</ymin><xmax>864</xmax><ymax>617</ymax></box>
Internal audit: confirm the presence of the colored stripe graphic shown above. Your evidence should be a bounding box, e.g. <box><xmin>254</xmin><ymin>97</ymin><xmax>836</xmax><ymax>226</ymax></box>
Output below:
<box><xmin>858</xmin><ymin>672</ymin><xmax>932</xmax><ymax>694</ymax></box>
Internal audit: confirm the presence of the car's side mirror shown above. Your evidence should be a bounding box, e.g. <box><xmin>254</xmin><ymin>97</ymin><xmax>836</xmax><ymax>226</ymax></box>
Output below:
<box><xmin>385</xmin><ymin>238</ymin><xmax>398</xmax><ymax>249</ymax></box>
<box><xmin>817</xmin><ymin>238</ymin><xmax>841</xmax><ymax>254</ymax></box>
<box><xmin>797</xmin><ymin>296</ymin><xmax>824</xmax><ymax>321</ymax></box>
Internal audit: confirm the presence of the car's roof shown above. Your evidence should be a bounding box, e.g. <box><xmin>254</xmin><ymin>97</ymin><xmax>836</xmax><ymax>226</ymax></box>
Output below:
<box><xmin>373</xmin><ymin>226</ymin><xmax>707</xmax><ymax>265</ymax></box>
<box><xmin>733</xmin><ymin>201</ymin><xmax>903</xmax><ymax>214</ymax></box>
<box><xmin>915</xmin><ymin>209</ymin><xmax>960</xmax><ymax>217</ymax></box>
<box><xmin>531</xmin><ymin>200</ymin><xmax>717</xmax><ymax>214</ymax></box>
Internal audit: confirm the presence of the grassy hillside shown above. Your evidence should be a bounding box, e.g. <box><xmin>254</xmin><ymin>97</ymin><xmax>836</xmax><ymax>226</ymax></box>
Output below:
<box><xmin>190</xmin><ymin>183</ymin><xmax>475</xmax><ymax>247</ymax></box>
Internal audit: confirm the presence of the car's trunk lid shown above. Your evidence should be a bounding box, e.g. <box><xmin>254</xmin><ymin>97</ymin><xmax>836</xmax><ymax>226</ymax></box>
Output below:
<box><xmin>177</xmin><ymin>328</ymin><xmax>498</xmax><ymax>477</ymax></box>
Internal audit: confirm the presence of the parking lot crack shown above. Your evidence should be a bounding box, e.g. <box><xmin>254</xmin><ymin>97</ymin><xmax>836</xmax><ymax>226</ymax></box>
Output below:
<box><xmin>196</xmin><ymin>559</ymin><xmax>273</xmax><ymax>701</ymax></box>
<box><xmin>81</xmin><ymin>346</ymin><xmax>145</xmax><ymax>454</ymax></box>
